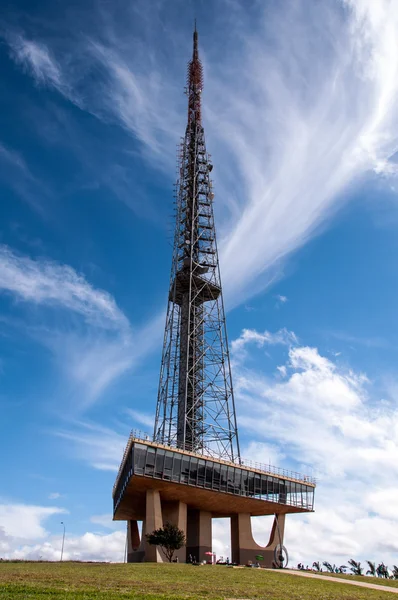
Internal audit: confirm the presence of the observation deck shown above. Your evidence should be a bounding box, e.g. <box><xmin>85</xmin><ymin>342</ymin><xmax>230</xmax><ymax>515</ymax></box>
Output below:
<box><xmin>113</xmin><ymin>432</ymin><xmax>315</xmax><ymax>522</ymax></box>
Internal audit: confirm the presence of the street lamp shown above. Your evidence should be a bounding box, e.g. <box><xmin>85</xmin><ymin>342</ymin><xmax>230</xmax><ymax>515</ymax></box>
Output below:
<box><xmin>60</xmin><ymin>522</ymin><xmax>66</xmax><ymax>562</ymax></box>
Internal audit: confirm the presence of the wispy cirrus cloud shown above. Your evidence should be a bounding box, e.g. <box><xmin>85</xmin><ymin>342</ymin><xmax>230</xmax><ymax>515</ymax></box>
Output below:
<box><xmin>0</xmin><ymin>142</ymin><xmax>28</xmax><ymax>172</ymax></box>
<box><xmin>55</xmin><ymin>421</ymin><xmax>127</xmax><ymax>472</ymax></box>
<box><xmin>48</xmin><ymin>492</ymin><xmax>61</xmax><ymax>500</ymax></box>
<box><xmin>0</xmin><ymin>142</ymin><xmax>47</xmax><ymax>213</ymax></box>
<box><xmin>5</xmin><ymin>1</ymin><xmax>398</xmax><ymax>306</ymax></box>
<box><xmin>0</xmin><ymin>246</ymin><xmax>162</xmax><ymax>408</ymax></box>
<box><xmin>125</xmin><ymin>408</ymin><xmax>154</xmax><ymax>430</ymax></box>
<box><xmin>45</xmin><ymin>332</ymin><xmax>134</xmax><ymax>409</ymax></box>
<box><xmin>215</xmin><ymin>0</ymin><xmax>398</xmax><ymax>302</ymax></box>
<box><xmin>0</xmin><ymin>245</ymin><xmax>129</xmax><ymax>331</ymax></box>
<box><xmin>6</xmin><ymin>34</ymin><xmax>65</xmax><ymax>94</ymax></box>
<box><xmin>325</xmin><ymin>329</ymin><xmax>389</xmax><ymax>349</ymax></box>
<box><xmin>274</xmin><ymin>295</ymin><xmax>288</xmax><ymax>308</ymax></box>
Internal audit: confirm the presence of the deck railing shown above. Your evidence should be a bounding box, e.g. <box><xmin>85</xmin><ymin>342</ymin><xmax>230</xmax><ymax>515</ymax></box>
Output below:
<box><xmin>112</xmin><ymin>429</ymin><xmax>317</xmax><ymax>493</ymax></box>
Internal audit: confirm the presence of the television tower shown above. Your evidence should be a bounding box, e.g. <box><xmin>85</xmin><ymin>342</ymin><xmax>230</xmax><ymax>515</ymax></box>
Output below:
<box><xmin>153</xmin><ymin>25</ymin><xmax>240</xmax><ymax>462</ymax></box>
<box><xmin>113</xmin><ymin>27</ymin><xmax>315</xmax><ymax>567</ymax></box>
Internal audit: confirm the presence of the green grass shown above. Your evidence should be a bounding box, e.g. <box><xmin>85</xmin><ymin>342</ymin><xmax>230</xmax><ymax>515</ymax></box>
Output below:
<box><xmin>0</xmin><ymin>562</ymin><xmax>397</xmax><ymax>600</ymax></box>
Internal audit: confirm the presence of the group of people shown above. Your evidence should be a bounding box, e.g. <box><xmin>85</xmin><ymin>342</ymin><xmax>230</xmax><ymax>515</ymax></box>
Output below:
<box><xmin>187</xmin><ymin>555</ymin><xmax>231</xmax><ymax>565</ymax></box>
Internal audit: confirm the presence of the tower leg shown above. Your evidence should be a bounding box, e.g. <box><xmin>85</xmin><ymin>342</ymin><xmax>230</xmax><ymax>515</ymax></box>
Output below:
<box><xmin>143</xmin><ymin>490</ymin><xmax>164</xmax><ymax>562</ymax></box>
<box><xmin>186</xmin><ymin>509</ymin><xmax>212</xmax><ymax>563</ymax></box>
<box><xmin>126</xmin><ymin>520</ymin><xmax>142</xmax><ymax>562</ymax></box>
<box><xmin>231</xmin><ymin>513</ymin><xmax>285</xmax><ymax>567</ymax></box>
<box><xmin>162</xmin><ymin>501</ymin><xmax>188</xmax><ymax>562</ymax></box>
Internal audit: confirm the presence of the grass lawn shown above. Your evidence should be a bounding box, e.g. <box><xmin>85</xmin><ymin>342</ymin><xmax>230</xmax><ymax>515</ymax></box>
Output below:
<box><xmin>0</xmin><ymin>562</ymin><xmax>398</xmax><ymax>600</ymax></box>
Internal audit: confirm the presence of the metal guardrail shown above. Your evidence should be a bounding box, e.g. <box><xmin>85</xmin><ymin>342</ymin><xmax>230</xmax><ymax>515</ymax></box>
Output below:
<box><xmin>112</xmin><ymin>429</ymin><xmax>317</xmax><ymax>493</ymax></box>
<box><xmin>239</xmin><ymin>458</ymin><xmax>316</xmax><ymax>484</ymax></box>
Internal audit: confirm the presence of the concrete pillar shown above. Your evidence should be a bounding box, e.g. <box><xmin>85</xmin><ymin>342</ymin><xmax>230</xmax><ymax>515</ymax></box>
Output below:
<box><xmin>143</xmin><ymin>490</ymin><xmax>164</xmax><ymax>562</ymax></box>
<box><xmin>268</xmin><ymin>513</ymin><xmax>285</xmax><ymax>548</ymax></box>
<box><xmin>186</xmin><ymin>509</ymin><xmax>212</xmax><ymax>564</ymax></box>
<box><xmin>231</xmin><ymin>513</ymin><xmax>285</xmax><ymax>567</ymax></box>
<box><xmin>162</xmin><ymin>501</ymin><xmax>188</xmax><ymax>562</ymax></box>
<box><xmin>127</xmin><ymin>520</ymin><xmax>141</xmax><ymax>562</ymax></box>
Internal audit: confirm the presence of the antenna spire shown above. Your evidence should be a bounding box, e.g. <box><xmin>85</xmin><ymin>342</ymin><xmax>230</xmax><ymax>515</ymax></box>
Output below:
<box><xmin>193</xmin><ymin>20</ymin><xmax>198</xmax><ymax>60</ymax></box>
<box><xmin>187</xmin><ymin>23</ymin><xmax>203</xmax><ymax>125</ymax></box>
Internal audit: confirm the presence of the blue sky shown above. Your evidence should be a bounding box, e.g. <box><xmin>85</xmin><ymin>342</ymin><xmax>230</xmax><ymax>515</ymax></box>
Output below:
<box><xmin>2</xmin><ymin>0</ymin><xmax>398</xmax><ymax>566</ymax></box>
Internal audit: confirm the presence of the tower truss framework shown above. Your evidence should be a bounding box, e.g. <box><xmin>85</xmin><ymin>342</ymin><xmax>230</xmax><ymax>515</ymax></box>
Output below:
<box><xmin>153</xmin><ymin>27</ymin><xmax>240</xmax><ymax>462</ymax></box>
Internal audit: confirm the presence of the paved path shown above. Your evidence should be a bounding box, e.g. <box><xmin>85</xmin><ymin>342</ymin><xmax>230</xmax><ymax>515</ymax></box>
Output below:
<box><xmin>266</xmin><ymin>569</ymin><xmax>398</xmax><ymax>594</ymax></box>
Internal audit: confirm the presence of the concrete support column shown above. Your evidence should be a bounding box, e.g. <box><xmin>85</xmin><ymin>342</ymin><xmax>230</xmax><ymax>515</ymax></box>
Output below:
<box><xmin>127</xmin><ymin>520</ymin><xmax>141</xmax><ymax>562</ymax></box>
<box><xmin>186</xmin><ymin>509</ymin><xmax>212</xmax><ymax>563</ymax></box>
<box><xmin>231</xmin><ymin>513</ymin><xmax>254</xmax><ymax>565</ymax></box>
<box><xmin>268</xmin><ymin>513</ymin><xmax>285</xmax><ymax>549</ymax></box>
<box><xmin>162</xmin><ymin>501</ymin><xmax>188</xmax><ymax>562</ymax></box>
<box><xmin>143</xmin><ymin>490</ymin><xmax>163</xmax><ymax>562</ymax></box>
<box><xmin>231</xmin><ymin>513</ymin><xmax>286</xmax><ymax>567</ymax></box>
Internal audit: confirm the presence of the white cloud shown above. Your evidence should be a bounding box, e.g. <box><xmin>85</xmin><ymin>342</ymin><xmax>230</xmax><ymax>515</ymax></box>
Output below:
<box><xmin>125</xmin><ymin>409</ymin><xmax>154</xmax><ymax>430</ymax></box>
<box><xmin>231</xmin><ymin>328</ymin><xmax>398</xmax><ymax>566</ymax></box>
<box><xmin>47</xmin><ymin>332</ymin><xmax>134</xmax><ymax>409</ymax></box>
<box><xmin>231</xmin><ymin>327</ymin><xmax>297</xmax><ymax>364</ymax></box>
<box><xmin>0</xmin><ymin>142</ymin><xmax>28</xmax><ymax>172</ymax></box>
<box><xmin>12</xmin><ymin>531</ymin><xmax>125</xmax><ymax>562</ymax></box>
<box><xmin>5</xmin><ymin>2</ymin><xmax>398</xmax><ymax>307</ymax></box>
<box><xmin>53</xmin><ymin>329</ymin><xmax>398</xmax><ymax>567</ymax></box>
<box><xmin>90</xmin><ymin>514</ymin><xmax>124</xmax><ymax>531</ymax></box>
<box><xmin>214</xmin><ymin>0</ymin><xmax>398</xmax><ymax>302</ymax></box>
<box><xmin>0</xmin><ymin>142</ymin><xmax>47</xmax><ymax>213</ymax></box>
<box><xmin>48</xmin><ymin>309</ymin><xmax>164</xmax><ymax>408</ymax></box>
<box><xmin>55</xmin><ymin>421</ymin><xmax>127</xmax><ymax>472</ymax></box>
<box><xmin>241</xmin><ymin>440</ymin><xmax>286</xmax><ymax>469</ymax></box>
<box><xmin>7</xmin><ymin>35</ymin><xmax>63</xmax><ymax>91</ymax></box>
<box><xmin>59</xmin><ymin>531</ymin><xmax>125</xmax><ymax>561</ymax></box>
<box><xmin>276</xmin><ymin>365</ymin><xmax>287</xmax><ymax>378</ymax></box>
<box><xmin>0</xmin><ymin>246</ymin><xmax>129</xmax><ymax>331</ymax></box>
<box><xmin>0</xmin><ymin>502</ymin><xmax>124</xmax><ymax>561</ymax></box>
<box><xmin>0</xmin><ymin>502</ymin><xmax>66</xmax><ymax>541</ymax></box>
<box><xmin>0</xmin><ymin>247</ymin><xmax>165</xmax><ymax>408</ymax></box>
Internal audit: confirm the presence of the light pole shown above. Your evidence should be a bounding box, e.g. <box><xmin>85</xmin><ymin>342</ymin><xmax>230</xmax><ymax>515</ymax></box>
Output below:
<box><xmin>60</xmin><ymin>522</ymin><xmax>66</xmax><ymax>562</ymax></box>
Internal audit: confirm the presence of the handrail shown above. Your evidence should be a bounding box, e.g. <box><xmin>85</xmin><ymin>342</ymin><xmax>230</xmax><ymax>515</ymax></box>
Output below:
<box><xmin>112</xmin><ymin>429</ymin><xmax>317</xmax><ymax>494</ymax></box>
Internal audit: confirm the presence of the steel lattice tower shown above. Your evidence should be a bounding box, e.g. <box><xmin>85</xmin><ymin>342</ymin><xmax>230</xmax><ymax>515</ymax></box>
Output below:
<box><xmin>153</xmin><ymin>27</ymin><xmax>240</xmax><ymax>462</ymax></box>
<box><xmin>114</xmin><ymin>28</ymin><xmax>315</xmax><ymax>566</ymax></box>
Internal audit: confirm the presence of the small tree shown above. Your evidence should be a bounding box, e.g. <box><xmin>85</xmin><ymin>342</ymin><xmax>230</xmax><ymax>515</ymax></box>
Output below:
<box><xmin>348</xmin><ymin>559</ymin><xmax>363</xmax><ymax>576</ymax></box>
<box><xmin>146</xmin><ymin>522</ymin><xmax>186</xmax><ymax>563</ymax></box>
<box><xmin>366</xmin><ymin>561</ymin><xmax>376</xmax><ymax>576</ymax></box>
<box><xmin>392</xmin><ymin>565</ymin><xmax>398</xmax><ymax>580</ymax></box>
<box><xmin>312</xmin><ymin>561</ymin><xmax>322</xmax><ymax>571</ymax></box>
<box><xmin>322</xmin><ymin>561</ymin><xmax>334</xmax><ymax>573</ymax></box>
